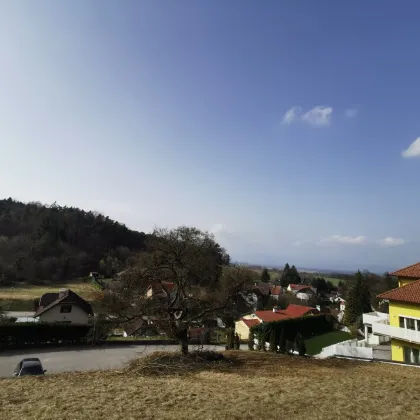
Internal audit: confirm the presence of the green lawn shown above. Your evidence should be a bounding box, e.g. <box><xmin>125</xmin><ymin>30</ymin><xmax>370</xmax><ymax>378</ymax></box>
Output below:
<box><xmin>322</xmin><ymin>277</ymin><xmax>342</xmax><ymax>286</ymax></box>
<box><xmin>305</xmin><ymin>331</ymin><xmax>351</xmax><ymax>356</ymax></box>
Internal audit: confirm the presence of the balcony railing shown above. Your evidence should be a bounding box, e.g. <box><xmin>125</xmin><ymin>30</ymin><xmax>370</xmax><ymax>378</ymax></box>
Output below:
<box><xmin>363</xmin><ymin>312</ymin><xmax>389</xmax><ymax>325</ymax></box>
<box><xmin>371</xmin><ymin>321</ymin><xmax>420</xmax><ymax>344</ymax></box>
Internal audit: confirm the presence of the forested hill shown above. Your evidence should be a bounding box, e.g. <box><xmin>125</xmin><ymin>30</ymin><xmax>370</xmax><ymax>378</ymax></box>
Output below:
<box><xmin>0</xmin><ymin>198</ymin><xmax>147</xmax><ymax>284</ymax></box>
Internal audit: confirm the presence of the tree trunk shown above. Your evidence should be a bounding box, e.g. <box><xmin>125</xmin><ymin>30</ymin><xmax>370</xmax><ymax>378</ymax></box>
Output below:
<box><xmin>180</xmin><ymin>338</ymin><xmax>189</xmax><ymax>355</ymax></box>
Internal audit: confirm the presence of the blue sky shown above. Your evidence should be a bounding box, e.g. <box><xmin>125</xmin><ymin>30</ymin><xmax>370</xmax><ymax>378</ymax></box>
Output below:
<box><xmin>1</xmin><ymin>1</ymin><xmax>420</xmax><ymax>272</ymax></box>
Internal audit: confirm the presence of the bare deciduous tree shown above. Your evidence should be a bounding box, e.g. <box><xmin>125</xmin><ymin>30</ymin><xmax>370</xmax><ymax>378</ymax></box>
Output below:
<box><xmin>101</xmin><ymin>226</ymin><xmax>253</xmax><ymax>354</ymax></box>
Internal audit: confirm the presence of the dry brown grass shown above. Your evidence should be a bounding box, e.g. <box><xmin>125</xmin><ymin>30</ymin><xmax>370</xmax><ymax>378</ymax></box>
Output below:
<box><xmin>1</xmin><ymin>351</ymin><xmax>419</xmax><ymax>420</ymax></box>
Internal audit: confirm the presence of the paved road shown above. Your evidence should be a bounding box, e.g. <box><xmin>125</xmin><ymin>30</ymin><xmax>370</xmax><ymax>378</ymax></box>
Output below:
<box><xmin>0</xmin><ymin>344</ymin><xmax>242</xmax><ymax>377</ymax></box>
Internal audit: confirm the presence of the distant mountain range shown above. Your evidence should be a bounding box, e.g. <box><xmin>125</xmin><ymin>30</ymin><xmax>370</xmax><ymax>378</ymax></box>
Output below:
<box><xmin>245</xmin><ymin>263</ymin><xmax>387</xmax><ymax>276</ymax></box>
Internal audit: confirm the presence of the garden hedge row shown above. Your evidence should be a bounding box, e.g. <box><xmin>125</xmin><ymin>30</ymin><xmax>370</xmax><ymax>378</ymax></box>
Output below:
<box><xmin>250</xmin><ymin>314</ymin><xmax>334</xmax><ymax>343</ymax></box>
<box><xmin>0</xmin><ymin>323</ymin><xmax>94</xmax><ymax>349</ymax></box>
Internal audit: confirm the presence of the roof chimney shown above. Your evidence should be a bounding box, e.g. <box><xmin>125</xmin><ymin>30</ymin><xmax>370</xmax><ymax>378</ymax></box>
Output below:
<box><xmin>272</xmin><ymin>307</ymin><xmax>277</xmax><ymax>313</ymax></box>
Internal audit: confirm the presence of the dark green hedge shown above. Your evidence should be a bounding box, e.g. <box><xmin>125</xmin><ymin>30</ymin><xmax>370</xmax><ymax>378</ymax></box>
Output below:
<box><xmin>251</xmin><ymin>314</ymin><xmax>334</xmax><ymax>344</ymax></box>
<box><xmin>0</xmin><ymin>323</ymin><xmax>93</xmax><ymax>349</ymax></box>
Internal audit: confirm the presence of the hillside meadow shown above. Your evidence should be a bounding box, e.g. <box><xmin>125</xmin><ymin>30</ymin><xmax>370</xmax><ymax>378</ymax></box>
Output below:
<box><xmin>1</xmin><ymin>351</ymin><xmax>419</xmax><ymax>420</ymax></box>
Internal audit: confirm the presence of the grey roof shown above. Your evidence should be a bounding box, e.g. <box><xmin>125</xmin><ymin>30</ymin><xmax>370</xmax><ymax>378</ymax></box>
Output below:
<box><xmin>34</xmin><ymin>289</ymin><xmax>93</xmax><ymax>317</ymax></box>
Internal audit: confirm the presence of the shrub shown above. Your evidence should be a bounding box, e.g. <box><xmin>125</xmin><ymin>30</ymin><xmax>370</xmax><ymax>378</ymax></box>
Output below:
<box><xmin>0</xmin><ymin>323</ymin><xmax>93</xmax><ymax>349</ymax></box>
<box><xmin>296</xmin><ymin>334</ymin><xmax>307</xmax><ymax>356</ymax></box>
<box><xmin>248</xmin><ymin>330</ymin><xmax>255</xmax><ymax>350</ymax></box>
<box><xmin>250</xmin><ymin>314</ymin><xmax>333</xmax><ymax>353</ymax></box>
<box><xmin>278</xmin><ymin>328</ymin><xmax>286</xmax><ymax>353</ymax></box>
<box><xmin>269</xmin><ymin>329</ymin><xmax>276</xmax><ymax>352</ymax></box>
<box><xmin>226</xmin><ymin>328</ymin><xmax>235</xmax><ymax>350</ymax></box>
<box><xmin>234</xmin><ymin>333</ymin><xmax>240</xmax><ymax>350</ymax></box>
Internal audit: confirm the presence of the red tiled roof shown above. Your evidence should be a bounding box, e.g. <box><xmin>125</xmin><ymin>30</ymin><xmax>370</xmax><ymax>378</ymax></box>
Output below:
<box><xmin>149</xmin><ymin>281</ymin><xmax>175</xmax><ymax>294</ymax></box>
<box><xmin>271</xmin><ymin>286</ymin><xmax>282</xmax><ymax>295</ymax></box>
<box><xmin>255</xmin><ymin>304</ymin><xmax>318</xmax><ymax>323</ymax></box>
<box><xmin>390</xmin><ymin>262</ymin><xmax>420</xmax><ymax>279</ymax></box>
<box><xmin>255</xmin><ymin>311</ymin><xmax>290</xmax><ymax>322</ymax></box>
<box><xmin>289</xmin><ymin>284</ymin><xmax>311</xmax><ymax>291</ymax></box>
<box><xmin>241</xmin><ymin>318</ymin><xmax>261</xmax><ymax>328</ymax></box>
<box><xmin>377</xmin><ymin>279</ymin><xmax>420</xmax><ymax>305</ymax></box>
<box><xmin>283</xmin><ymin>304</ymin><xmax>317</xmax><ymax>317</ymax></box>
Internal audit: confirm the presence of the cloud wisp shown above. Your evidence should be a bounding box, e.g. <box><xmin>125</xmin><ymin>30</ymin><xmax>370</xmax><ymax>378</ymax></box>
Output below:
<box><xmin>282</xmin><ymin>105</ymin><xmax>332</xmax><ymax>127</ymax></box>
<box><xmin>317</xmin><ymin>235</ymin><xmax>367</xmax><ymax>246</ymax></box>
<box><xmin>281</xmin><ymin>106</ymin><xmax>302</xmax><ymax>125</ymax></box>
<box><xmin>301</xmin><ymin>106</ymin><xmax>333</xmax><ymax>126</ymax></box>
<box><xmin>377</xmin><ymin>237</ymin><xmax>405</xmax><ymax>247</ymax></box>
<box><xmin>402</xmin><ymin>138</ymin><xmax>420</xmax><ymax>158</ymax></box>
<box><xmin>293</xmin><ymin>235</ymin><xmax>407</xmax><ymax>248</ymax></box>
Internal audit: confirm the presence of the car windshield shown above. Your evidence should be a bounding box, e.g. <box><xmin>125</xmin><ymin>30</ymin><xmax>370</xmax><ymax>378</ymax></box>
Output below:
<box><xmin>20</xmin><ymin>365</ymin><xmax>43</xmax><ymax>376</ymax></box>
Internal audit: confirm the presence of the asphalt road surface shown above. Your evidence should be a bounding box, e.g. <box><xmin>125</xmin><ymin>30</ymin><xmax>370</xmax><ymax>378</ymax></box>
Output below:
<box><xmin>0</xmin><ymin>344</ymin><xmax>241</xmax><ymax>377</ymax></box>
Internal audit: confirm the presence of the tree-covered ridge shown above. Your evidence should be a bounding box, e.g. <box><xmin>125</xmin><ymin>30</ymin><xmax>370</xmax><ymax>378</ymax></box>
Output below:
<box><xmin>0</xmin><ymin>198</ymin><xmax>147</xmax><ymax>284</ymax></box>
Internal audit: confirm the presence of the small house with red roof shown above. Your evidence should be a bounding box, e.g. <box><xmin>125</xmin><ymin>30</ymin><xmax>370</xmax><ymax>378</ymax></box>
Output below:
<box><xmin>235</xmin><ymin>304</ymin><xmax>319</xmax><ymax>340</ymax></box>
<box><xmin>286</xmin><ymin>284</ymin><xmax>316</xmax><ymax>301</ymax></box>
<box><xmin>146</xmin><ymin>281</ymin><xmax>176</xmax><ymax>298</ymax></box>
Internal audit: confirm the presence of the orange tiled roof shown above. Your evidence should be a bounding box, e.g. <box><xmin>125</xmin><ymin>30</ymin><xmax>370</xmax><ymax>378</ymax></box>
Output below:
<box><xmin>390</xmin><ymin>262</ymin><xmax>420</xmax><ymax>278</ymax></box>
<box><xmin>377</xmin><ymin>279</ymin><xmax>420</xmax><ymax>304</ymax></box>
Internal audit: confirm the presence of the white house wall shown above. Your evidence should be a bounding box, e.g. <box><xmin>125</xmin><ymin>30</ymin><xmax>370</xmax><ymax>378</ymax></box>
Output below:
<box><xmin>38</xmin><ymin>304</ymin><xmax>90</xmax><ymax>324</ymax></box>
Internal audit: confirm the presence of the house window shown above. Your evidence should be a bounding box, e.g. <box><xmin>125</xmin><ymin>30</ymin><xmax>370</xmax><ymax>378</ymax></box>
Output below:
<box><xmin>367</xmin><ymin>326</ymin><xmax>372</xmax><ymax>334</ymax></box>
<box><xmin>403</xmin><ymin>346</ymin><xmax>420</xmax><ymax>365</ymax></box>
<box><xmin>399</xmin><ymin>317</ymin><xmax>405</xmax><ymax>328</ymax></box>
<box><xmin>60</xmin><ymin>305</ymin><xmax>72</xmax><ymax>313</ymax></box>
<box><xmin>407</xmin><ymin>318</ymin><xmax>416</xmax><ymax>330</ymax></box>
<box><xmin>413</xmin><ymin>348</ymin><xmax>420</xmax><ymax>364</ymax></box>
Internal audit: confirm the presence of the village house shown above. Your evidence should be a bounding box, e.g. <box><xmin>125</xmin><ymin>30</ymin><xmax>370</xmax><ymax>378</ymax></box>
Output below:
<box><xmin>287</xmin><ymin>284</ymin><xmax>316</xmax><ymax>301</ymax></box>
<box><xmin>235</xmin><ymin>304</ymin><xmax>319</xmax><ymax>340</ymax></box>
<box><xmin>33</xmin><ymin>289</ymin><xmax>94</xmax><ymax>325</ymax></box>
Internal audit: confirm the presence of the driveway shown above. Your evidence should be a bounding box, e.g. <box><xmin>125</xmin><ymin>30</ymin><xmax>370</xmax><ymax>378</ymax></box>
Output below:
<box><xmin>0</xmin><ymin>344</ymin><xmax>244</xmax><ymax>377</ymax></box>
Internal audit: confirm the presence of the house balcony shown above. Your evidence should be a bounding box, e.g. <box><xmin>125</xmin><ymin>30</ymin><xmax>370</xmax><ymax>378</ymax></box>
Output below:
<box><xmin>363</xmin><ymin>312</ymin><xmax>420</xmax><ymax>345</ymax></box>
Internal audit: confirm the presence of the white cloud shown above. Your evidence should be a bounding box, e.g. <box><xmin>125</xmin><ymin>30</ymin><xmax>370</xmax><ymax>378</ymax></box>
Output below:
<box><xmin>402</xmin><ymin>138</ymin><xmax>420</xmax><ymax>158</ymax></box>
<box><xmin>209</xmin><ymin>223</ymin><xmax>234</xmax><ymax>238</ymax></box>
<box><xmin>281</xmin><ymin>106</ymin><xmax>301</xmax><ymax>125</ymax></box>
<box><xmin>345</xmin><ymin>108</ymin><xmax>358</xmax><ymax>118</ymax></box>
<box><xmin>301</xmin><ymin>106</ymin><xmax>333</xmax><ymax>126</ymax></box>
<box><xmin>317</xmin><ymin>235</ymin><xmax>367</xmax><ymax>246</ymax></box>
<box><xmin>377</xmin><ymin>237</ymin><xmax>405</xmax><ymax>247</ymax></box>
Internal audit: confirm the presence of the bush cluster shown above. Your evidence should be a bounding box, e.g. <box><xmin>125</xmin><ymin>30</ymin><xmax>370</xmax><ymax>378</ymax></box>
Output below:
<box><xmin>0</xmin><ymin>323</ymin><xmax>93</xmax><ymax>349</ymax></box>
<box><xmin>251</xmin><ymin>314</ymin><xmax>333</xmax><ymax>354</ymax></box>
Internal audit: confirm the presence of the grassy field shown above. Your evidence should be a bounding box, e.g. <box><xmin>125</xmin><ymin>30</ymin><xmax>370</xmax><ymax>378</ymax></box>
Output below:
<box><xmin>305</xmin><ymin>331</ymin><xmax>352</xmax><ymax>355</ymax></box>
<box><xmin>0</xmin><ymin>281</ymin><xmax>96</xmax><ymax>301</ymax></box>
<box><xmin>321</xmin><ymin>276</ymin><xmax>342</xmax><ymax>285</ymax></box>
<box><xmin>1</xmin><ymin>351</ymin><xmax>419</xmax><ymax>420</ymax></box>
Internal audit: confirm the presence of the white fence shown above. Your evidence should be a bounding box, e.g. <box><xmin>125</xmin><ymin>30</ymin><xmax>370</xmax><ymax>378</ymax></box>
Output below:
<box><xmin>317</xmin><ymin>339</ymin><xmax>373</xmax><ymax>359</ymax></box>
